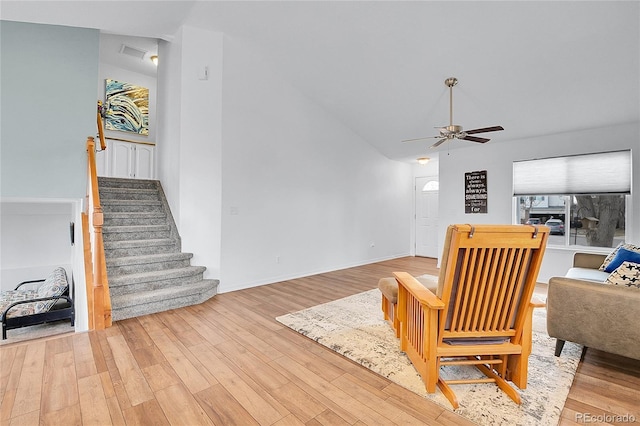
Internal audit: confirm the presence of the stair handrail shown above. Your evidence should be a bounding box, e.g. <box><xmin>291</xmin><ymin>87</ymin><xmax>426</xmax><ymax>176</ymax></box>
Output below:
<box><xmin>96</xmin><ymin>100</ymin><xmax>107</xmax><ymax>151</ymax></box>
<box><xmin>82</xmin><ymin>109</ymin><xmax>112</xmax><ymax>329</ymax></box>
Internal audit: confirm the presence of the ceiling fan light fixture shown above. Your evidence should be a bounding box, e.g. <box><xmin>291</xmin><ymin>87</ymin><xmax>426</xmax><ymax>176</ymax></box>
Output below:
<box><xmin>417</xmin><ymin>157</ymin><xmax>430</xmax><ymax>165</ymax></box>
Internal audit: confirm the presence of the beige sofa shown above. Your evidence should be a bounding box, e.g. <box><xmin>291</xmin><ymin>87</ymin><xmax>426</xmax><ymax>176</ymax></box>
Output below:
<box><xmin>546</xmin><ymin>252</ymin><xmax>640</xmax><ymax>361</ymax></box>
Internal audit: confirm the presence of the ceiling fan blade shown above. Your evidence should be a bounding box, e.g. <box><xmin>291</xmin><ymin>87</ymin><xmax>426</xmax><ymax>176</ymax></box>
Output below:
<box><xmin>402</xmin><ymin>136</ymin><xmax>440</xmax><ymax>143</ymax></box>
<box><xmin>430</xmin><ymin>138</ymin><xmax>448</xmax><ymax>148</ymax></box>
<box><xmin>464</xmin><ymin>126</ymin><xmax>504</xmax><ymax>135</ymax></box>
<box><xmin>462</xmin><ymin>135</ymin><xmax>491</xmax><ymax>143</ymax></box>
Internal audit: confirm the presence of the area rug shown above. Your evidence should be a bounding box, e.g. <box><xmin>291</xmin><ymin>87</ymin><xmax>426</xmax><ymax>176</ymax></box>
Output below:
<box><xmin>276</xmin><ymin>278</ymin><xmax>582</xmax><ymax>426</ymax></box>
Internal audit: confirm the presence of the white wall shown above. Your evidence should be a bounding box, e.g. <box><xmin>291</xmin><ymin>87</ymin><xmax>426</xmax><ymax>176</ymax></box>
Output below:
<box><xmin>157</xmin><ymin>35</ymin><xmax>182</xmax><ymax>224</ymax></box>
<box><xmin>219</xmin><ymin>37</ymin><xmax>412</xmax><ymax>292</ymax></box>
<box><xmin>157</xmin><ymin>27</ymin><xmax>412</xmax><ymax>292</ymax></box>
<box><xmin>157</xmin><ymin>26</ymin><xmax>223</xmax><ymax>279</ymax></box>
<box><xmin>0</xmin><ymin>201</ymin><xmax>73</xmax><ymax>290</ymax></box>
<box><xmin>438</xmin><ymin>123</ymin><xmax>639</xmax><ymax>282</ymax></box>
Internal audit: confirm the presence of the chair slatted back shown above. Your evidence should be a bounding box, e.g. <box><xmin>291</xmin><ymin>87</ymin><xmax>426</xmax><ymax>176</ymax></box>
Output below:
<box><xmin>438</xmin><ymin>225</ymin><xmax>548</xmax><ymax>344</ymax></box>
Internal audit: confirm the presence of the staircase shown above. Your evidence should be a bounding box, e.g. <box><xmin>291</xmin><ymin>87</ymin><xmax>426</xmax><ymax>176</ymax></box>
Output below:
<box><xmin>98</xmin><ymin>177</ymin><xmax>219</xmax><ymax>321</ymax></box>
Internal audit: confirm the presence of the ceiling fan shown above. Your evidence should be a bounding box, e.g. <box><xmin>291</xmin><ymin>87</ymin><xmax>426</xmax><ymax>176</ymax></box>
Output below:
<box><xmin>403</xmin><ymin>77</ymin><xmax>504</xmax><ymax>149</ymax></box>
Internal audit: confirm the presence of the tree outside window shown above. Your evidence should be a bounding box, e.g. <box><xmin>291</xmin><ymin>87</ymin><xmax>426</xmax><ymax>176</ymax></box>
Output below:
<box><xmin>517</xmin><ymin>194</ymin><xmax>626</xmax><ymax>248</ymax></box>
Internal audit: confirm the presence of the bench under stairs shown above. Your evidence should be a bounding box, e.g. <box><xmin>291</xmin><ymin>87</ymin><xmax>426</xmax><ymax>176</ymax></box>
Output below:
<box><xmin>98</xmin><ymin>177</ymin><xmax>218</xmax><ymax>321</ymax></box>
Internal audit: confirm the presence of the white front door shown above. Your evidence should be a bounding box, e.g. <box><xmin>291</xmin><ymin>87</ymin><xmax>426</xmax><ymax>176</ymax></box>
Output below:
<box><xmin>415</xmin><ymin>176</ymin><xmax>439</xmax><ymax>258</ymax></box>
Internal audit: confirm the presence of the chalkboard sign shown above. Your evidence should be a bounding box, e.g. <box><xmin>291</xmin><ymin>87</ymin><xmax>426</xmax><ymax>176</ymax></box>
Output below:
<box><xmin>465</xmin><ymin>170</ymin><xmax>487</xmax><ymax>214</ymax></box>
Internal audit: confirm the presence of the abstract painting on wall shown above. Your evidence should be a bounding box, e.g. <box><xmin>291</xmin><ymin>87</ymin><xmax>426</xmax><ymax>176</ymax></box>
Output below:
<box><xmin>104</xmin><ymin>79</ymin><xmax>149</xmax><ymax>135</ymax></box>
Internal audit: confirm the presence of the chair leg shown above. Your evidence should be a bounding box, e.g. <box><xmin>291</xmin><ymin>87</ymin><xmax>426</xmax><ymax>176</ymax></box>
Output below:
<box><xmin>381</xmin><ymin>297</ymin><xmax>389</xmax><ymax>321</ymax></box>
<box><xmin>425</xmin><ymin>357</ymin><xmax>439</xmax><ymax>393</ymax></box>
<box><xmin>555</xmin><ymin>339</ymin><xmax>566</xmax><ymax>357</ymax></box>
<box><xmin>477</xmin><ymin>363</ymin><xmax>522</xmax><ymax>405</ymax></box>
<box><xmin>392</xmin><ymin>306</ymin><xmax>400</xmax><ymax>338</ymax></box>
<box><xmin>437</xmin><ymin>378</ymin><xmax>460</xmax><ymax>410</ymax></box>
<box><xmin>381</xmin><ymin>295</ymin><xmax>400</xmax><ymax>338</ymax></box>
<box><xmin>507</xmin><ymin>353</ymin><xmax>528</xmax><ymax>389</ymax></box>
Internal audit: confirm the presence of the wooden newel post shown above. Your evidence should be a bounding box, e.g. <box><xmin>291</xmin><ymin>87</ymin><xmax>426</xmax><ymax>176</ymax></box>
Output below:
<box><xmin>93</xmin><ymin>206</ymin><xmax>106</xmax><ymax>329</ymax></box>
<box><xmin>85</xmin><ymin>136</ymin><xmax>112</xmax><ymax>330</ymax></box>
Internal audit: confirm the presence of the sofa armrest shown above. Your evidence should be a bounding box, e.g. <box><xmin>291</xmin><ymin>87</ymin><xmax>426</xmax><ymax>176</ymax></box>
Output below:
<box><xmin>547</xmin><ymin>276</ymin><xmax>640</xmax><ymax>361</ymax></box>
<box><xmin>14</xmin><ymin>279</ymin><xmax>45</xmax><ymax>290</ymax></box>
<box><xmin>573</xmin><ymin>252</ymin><xmax>607</xmax><ymax>269</ymax></box>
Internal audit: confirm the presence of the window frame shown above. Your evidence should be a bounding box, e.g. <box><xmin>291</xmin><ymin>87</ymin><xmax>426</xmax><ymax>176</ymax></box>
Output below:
<box><xmin>512</xmin><ymin>150</ymin><xmax>632</xmax><ymax>250</ymax></box>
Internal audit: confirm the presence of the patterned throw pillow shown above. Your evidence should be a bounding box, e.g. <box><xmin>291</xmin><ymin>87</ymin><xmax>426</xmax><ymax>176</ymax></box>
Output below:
<box><xmin>600</xmin><ymin>243</ymin><xmax>640</xmax><ymax>271</ymax></box>
<box><xmin>605</xmin><ymin>261</ymin><xmax>640</xmax><ymax>288</ymax></box>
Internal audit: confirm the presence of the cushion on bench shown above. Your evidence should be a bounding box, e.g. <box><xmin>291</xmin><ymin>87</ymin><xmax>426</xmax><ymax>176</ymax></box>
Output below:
<box><xmin>378</xmin><ymin>274</ymin><xmax>440</xmax><ymax>304</ymax></box>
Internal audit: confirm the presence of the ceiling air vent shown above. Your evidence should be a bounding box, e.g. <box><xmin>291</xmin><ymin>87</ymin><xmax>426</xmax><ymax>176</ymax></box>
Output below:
<box><xmin>119</xmin><ymin>44</ymin><xmax>148</xmax><ymax>60</ymax></box>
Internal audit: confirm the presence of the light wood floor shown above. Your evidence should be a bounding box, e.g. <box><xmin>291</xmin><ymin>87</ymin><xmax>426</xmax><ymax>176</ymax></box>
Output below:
<box><xmin>1</xmin><ymin>256</ymin><xmax>639</xmax><ymax>425</ymax></box>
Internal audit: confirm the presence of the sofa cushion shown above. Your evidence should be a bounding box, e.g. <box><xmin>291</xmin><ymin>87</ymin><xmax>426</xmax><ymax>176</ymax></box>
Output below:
<box><xmin>602</xmin><ymin>247</ymin><xmax>640</xmax><ymax>273</ymax></box>
<box><xmin>0</xmin><ymin>290</ymin><xmax>50</xmax><ymax>318</ymax></box>
<box><xmin>600</xmin><ymin>243</ymin><xmax>640</xmax><ymax>271</ymax></box>
<box><xmin>36</xmin><ymin>267</ymin><xmax>68</xmax><ymax>311</ymax></box>
<box><xmin>605</xmin><ymin>261</ymin><xmax>640</xmax><ymax>288</ymax></box>
<box><xmin>565</xmin><ymin>267</ymin><xmax>611</xmax><ymax>282</ymax></box>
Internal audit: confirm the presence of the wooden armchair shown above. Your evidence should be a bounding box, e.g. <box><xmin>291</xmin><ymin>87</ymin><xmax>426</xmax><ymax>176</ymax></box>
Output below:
<box><xmin>395</xmin><ymin>224</ymin><xmax>548</xmax><ymax>409</ymax></box>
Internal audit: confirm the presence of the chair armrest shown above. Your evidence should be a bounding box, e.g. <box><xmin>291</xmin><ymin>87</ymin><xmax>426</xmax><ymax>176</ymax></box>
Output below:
<box><xmin>530</xmin><ymin>297</ymin><xmax>546</xmax><ymax>308</ymax></box>
<box><xmin>573</xmin><ymin>253</ymin><xmax>607</xmax><ymax>269</ymax></box>
<box><xmin>393</xmin><ymin>272</ymin><xmax>445</xmax><ymax>309</ymax></box>
<box><xmin>1</xmin><ymin>295</ymin><xmax>73</xmax><ymax>321</ymax></box>
<box><xmin>14</xmin><ymin>279</ymin><xmax>45</xmax><ymax>290</ymax></box>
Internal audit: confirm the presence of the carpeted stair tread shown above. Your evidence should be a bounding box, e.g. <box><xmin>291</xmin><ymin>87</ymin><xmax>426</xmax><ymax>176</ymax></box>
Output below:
<box><xmin>111</xmin><ymin>280</ymin><xmax>218</xmax><ymax>307</ymax></box>
<box><xmin>107</xmin><ymin>252</ymin><xmax>193</xmax><ymax>267</ymax></box>
<box><xmin>110</xmin><ymin>279</ymin><xmax>219</xmax><ymax>321</ymax></box>
<box><xmin>103</xmin><ymin>212</ymin><xmax>168</xmax><ymax>227</ymax></box>
<box><xmin>108</xmin><ymin>266</ymin><xmax>209</xmax><ymax>296</ymax></box>
<box><xmin>104</xmin><ymin>212</ymin><xmax>166</xmax><ymax>219</ymax></box>
<box><xmin>102</xmin><ymin>225</ymin><xmax>171</xmax><ymax>242</ymax></box>
<box><xmin>101</xmin><ymin>200</ymin><xmax>164</xmax><ymax>213</ymax></box>
<box><xmin>108</xmin><ymin>266</ymin><xmax>207</xmax><ymax>286</ymax></box>
<box><xmin>101</xmin><ymin>199</ymin><xmax>163</xmax><ymax>207</ymax></box>
<box><xmin>98</xmin><ymin>177</ymin><xmax>158</xmax><ymax>189</ymax></box>
<box><xmin>104</xmin><ymin>238</ymin><xmax>176</xmax><ymax>249</ymax></box>
<box><xmin>99</xmin><ymin>187</ymin><xmax>159</xmax><ymax>200</ymax></box>
<box><xmin>102</xmin><ymin>224</ymin><xmax>170</xmax><ymax>233</ymax></box>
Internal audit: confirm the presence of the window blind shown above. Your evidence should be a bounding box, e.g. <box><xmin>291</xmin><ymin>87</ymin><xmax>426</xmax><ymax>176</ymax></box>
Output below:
<box><xmin>513</xmin><ymin>150</ymin><xmax>631</xmax><ymax>196</ymax></box>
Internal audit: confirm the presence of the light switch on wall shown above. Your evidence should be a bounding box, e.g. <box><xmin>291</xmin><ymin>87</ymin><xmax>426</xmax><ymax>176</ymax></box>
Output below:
<box><xmin>198</xmin><ymin>66</ymin><xmax>209</xmax><ymax>80</ymax></box>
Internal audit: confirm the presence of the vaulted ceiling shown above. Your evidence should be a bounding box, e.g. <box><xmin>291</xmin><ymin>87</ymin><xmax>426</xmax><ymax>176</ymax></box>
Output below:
<box><xmin>3</xmin><ymin>1</ymin><xmax>638</xmax><ymax>162</ymax></box>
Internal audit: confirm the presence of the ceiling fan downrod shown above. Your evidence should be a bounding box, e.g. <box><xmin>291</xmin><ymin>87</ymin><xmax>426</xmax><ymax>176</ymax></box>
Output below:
<box><xmin>445</xmin><ymin>77</ymin><xmax>462</xmax><ymax>135</ymax></box>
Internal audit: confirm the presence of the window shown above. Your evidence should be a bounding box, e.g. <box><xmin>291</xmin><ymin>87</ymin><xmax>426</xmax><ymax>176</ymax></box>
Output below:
<box><xmin>422</xmin><ymin>180</ymin><xmax>439</xmax><ymax>191</ymax></box>
<box><xmin>513</xmin><ymin>151</ymin><xmax>631</xmax><ymax>248</ymax></box>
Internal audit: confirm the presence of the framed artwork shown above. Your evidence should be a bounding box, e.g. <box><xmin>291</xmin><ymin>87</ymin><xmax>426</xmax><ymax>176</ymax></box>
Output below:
<box><xmin>104</xmin><ymin>79</ymin><xmax>149</xmax><ymax>135</ymax></box>
<box><xmin>465</xmin><ymin>170</ymin><xmax>488</xmax><ymax>213</ymax></box>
